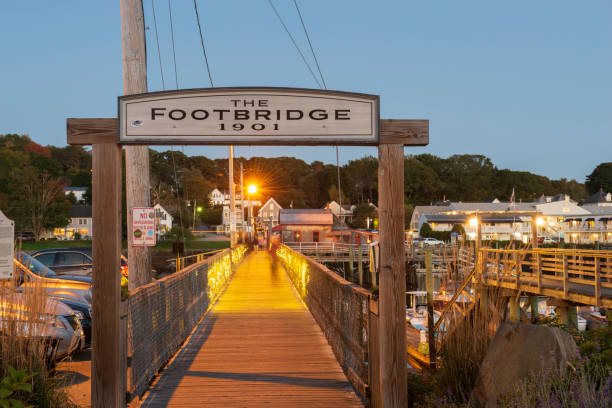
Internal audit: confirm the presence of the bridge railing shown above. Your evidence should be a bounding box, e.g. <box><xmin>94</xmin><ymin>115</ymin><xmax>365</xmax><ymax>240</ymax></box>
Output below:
<box><xmin>276</xmin><ymin>244</ymin><xmax>371</xmax><ymax>399</ymax></box>
<box><xmin>478</xmin><ymin>247</ymin><xmax>612</xmax><ymax>308</ymax></box>
<box><xmin>126</xmin><ymin>245</ymin><xmax>247</xmax><ymax>398</ymax></box>
<box><xmin>285</xmin><ymin>241</ymin><xmax>370</xmax><ymax>258</ymax></box>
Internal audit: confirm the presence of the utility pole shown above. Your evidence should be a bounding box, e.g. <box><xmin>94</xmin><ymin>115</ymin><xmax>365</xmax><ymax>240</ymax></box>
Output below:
<box><xmin>229</xmin><ymin>146</ymin><xmax>236</xmax><ymax>247</ymax></box>
<box><xmin>123</xmin><ymin>0</ymin><xmax>151</xmax><ymax>291</ymax></box>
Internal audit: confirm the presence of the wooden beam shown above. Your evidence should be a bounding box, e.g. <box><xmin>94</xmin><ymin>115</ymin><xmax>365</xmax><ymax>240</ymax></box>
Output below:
<box><xmin>67</xmin><ymin>118</ymin><xmax>429</xmax><ymax>146</ymax></box>
<box><xmin>91</xmin><ymin>143</ymin><xmax>122</xmax><ymax>408</ymax></box>
<box><xmin>377</xmin><ymin>143</ymin><xmax>407</xmax><ymax>407</ymax></box>
<box><xmin>67</xmin><ymin>118</ymin><xmax>118</xmax><ymax>145</ymax></box>
<box><xmin>379</xmin><ymin>119</ymin><xmax>429</xmax><ymax>145</ymax></box>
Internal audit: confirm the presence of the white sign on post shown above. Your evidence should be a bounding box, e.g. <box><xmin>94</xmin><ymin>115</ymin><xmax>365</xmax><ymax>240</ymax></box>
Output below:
<box><xmin>0</xmin><ymin>210</ymin><xmax>15</xmax><ymax>280</ymax></box>
<box><xmin>131</xmin><ymin>207</ymin><xmax>156</xmax><ymax>246</ymax></box>
<box><xmin>119</xmin><ymin>87</ymin><xmax>379</xmax><ymax>145</ymax></box>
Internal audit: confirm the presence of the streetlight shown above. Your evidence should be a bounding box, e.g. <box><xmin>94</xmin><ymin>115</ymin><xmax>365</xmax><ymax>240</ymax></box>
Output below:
<box><xmin>247</xmin><ymin>184</ymin><xmax>257</xmax><ymax>242</ymax></box>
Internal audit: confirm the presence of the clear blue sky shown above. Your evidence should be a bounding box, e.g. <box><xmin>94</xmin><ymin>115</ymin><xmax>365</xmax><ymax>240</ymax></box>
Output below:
<box><xmin>1</xmin><ymin>1</ymin><xmax>610</xmax><ymax>182</ymax></box>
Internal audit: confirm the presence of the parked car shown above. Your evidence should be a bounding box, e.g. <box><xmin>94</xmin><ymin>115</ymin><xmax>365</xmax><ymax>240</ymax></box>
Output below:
<box><xmin>14</xmin><ymin>231</ymin><xmax>35</xmax><ymax>241</ymax></box>
<box><xmin>422</xmin><ymin>237</ymin><xmax>444</xmax><ymax>246</ymax></box>
<box><xmin>52</xmin><ymin>296</ymin><xmax>92</xmax><ymax>345</ymax></box>
<box><xmin>542</xmin><ymin>237</ymin><xmax>557</xmax><ymax>245</ymax></box>
<box><xmin>31</xmin><ymin>247</ymin><xmax>129</xmax><ymax>278</ymax></box>
<box><xmin>14</xmin><ymin>252</ymin><xmax>92</xmax><ymax>304</ymax></box>
<box><xmin>0</xmin><ymin>293</ymin><xmax>85</xmax><ymax>361</ymax></box>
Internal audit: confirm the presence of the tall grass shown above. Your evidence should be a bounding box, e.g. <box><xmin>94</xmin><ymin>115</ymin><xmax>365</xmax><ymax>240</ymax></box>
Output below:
<box><xmin>434</xmin><ymin>286</ymin><xmax>507</xmax><ymax>403</ymax></box>
<box><xmin>0</xmin><ymin>264</ymin><xmax>76</xmax><ymax>407</ymax></box>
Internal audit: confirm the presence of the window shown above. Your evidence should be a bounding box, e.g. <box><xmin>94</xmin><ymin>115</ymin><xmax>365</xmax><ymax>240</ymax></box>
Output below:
<box><xmin>56</xmin><ymin>252</ymin><xmax>90</xmax><ymax>266</ymax></box>
<box><xmin>33</xmin><ymin>253</ymin><xmax>55</xmax><ymax>267</ymax></box>
<box><xmin>313</xmin><ymin>231</ymin><xmax>320</xmax><ymax>242</ymax></box>
<box><xmin>293</xmin><ymin>231</ymin><xmax>301</xmax><ymax>242</ymax></box>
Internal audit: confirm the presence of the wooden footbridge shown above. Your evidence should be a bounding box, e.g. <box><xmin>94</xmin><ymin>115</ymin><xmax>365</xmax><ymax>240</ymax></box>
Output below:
<box><xmin>139</xmin><ymin>251</ymin><xmax>363</xmax><ymax>407</ymax></box>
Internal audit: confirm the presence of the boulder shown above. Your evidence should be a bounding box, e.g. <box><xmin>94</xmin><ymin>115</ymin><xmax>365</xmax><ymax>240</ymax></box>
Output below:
<box><xmin>470</xmin><ymin>322</ymin><xmax>578</xmax><ymax>408</ymax></box>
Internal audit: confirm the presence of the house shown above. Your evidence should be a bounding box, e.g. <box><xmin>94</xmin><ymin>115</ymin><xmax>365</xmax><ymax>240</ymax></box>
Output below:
<box><xmin>564</xmin><ymin>190</ymin><xmax>612</xmax><ymax>244</ymax></box>
<box><xmin>54</xmin><ymin>206</ymin><xmax>92</xmax><ymax>240</ymax></box>
<box><xmin>154</xmin><ymin>204</ymin><xmax>173</xmax><ymax>239</ymax></box>
<box><xmin>64</xmin><ymin>187</ymin><xmax>88</xmax><ymax>203</ymax></box>
<box><xmin>209</xmin><ymin>188</ymin><xmax>225</xmax><ymax>206</ymax></box>
<box><xmin>326</xmin><ymin>201</ymin><xmax>354</xmax><ymax>223</ymax></box>
<box><xmin>257</xmin><ymin>197</ymin><xmax>282</xmax><ymax>228</ymax></box>
<box><xmin>278</xmin><ymin>209</ymin><xmax>338</xmax><ymax>243</ymax></box>
<box><xmin>413</xmin><ymin>195</ymin><xmax>595</xmax><ymax>243</ymax></box>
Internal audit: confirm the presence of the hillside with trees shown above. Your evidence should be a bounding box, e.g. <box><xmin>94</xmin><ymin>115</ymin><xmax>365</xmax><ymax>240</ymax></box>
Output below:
<box><xmin>0</xmin><ymin>133</ymin><xmax>593</xmax><ymax>237</ymax></box>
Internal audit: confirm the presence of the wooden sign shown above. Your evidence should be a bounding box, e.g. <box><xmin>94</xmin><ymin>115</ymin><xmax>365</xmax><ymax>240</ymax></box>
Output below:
<box><xmin>0</xmin><ymin>210</ymin><xmax>14</xmax><ymax>280</ymax></box>
<box><xmin>119</xmin><ymin>87</ymin><xmax>379</xmax><ymax>145</ymax></box>
<box><xmin>131</xmin><ymin>207</ymin><xmax>156</xmax><ymax>246</ymax></box>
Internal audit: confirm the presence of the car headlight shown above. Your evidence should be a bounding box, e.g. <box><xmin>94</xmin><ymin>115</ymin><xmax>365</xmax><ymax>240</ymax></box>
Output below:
<box><xmin>53</xmin><ymin>317</ymin><xmax>68</xmax><ymax>330</ymax></box>
<box><xmin>73</xmin><ymin>311</ymin><xmax>85</xmax><ymax>320</ymax></box>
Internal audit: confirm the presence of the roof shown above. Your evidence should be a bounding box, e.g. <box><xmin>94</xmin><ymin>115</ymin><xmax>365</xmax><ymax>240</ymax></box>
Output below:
<box><xmin>258</xmin><ymin>197</ymin><xmax>282</xmax><ymax>216</ymax></box>
<box><xmin>64</xmin><ymin>187</ymin><xmax>88</xmax><ymax>192</ymax></box>
<box><xmin>413</xmin><ymin>205</ymin><xmax>448</xmax><ymax>216</ymax></box>
<box><xmin>279</xmin><ymin>209</ymin><xmax>333</xmax><ymax>225</ymax></box>
<box><xmin>423</xmin><ymin>214</ymin><xmax>523</xmax><ymax>224</ymax></box>
<box><xmin>448</xmin><ymin>202</ymin><xmax>516</xmax><ymax>212</ymax></box>
<box><xmin>584</xmin><ymin>189</ymin><xmax>612</xmax><ymax>204</ymax></box>
<box><xmin>70</xmin><ymin>205</ymin><xmax>92</xmax><ymax>218</ymax></box>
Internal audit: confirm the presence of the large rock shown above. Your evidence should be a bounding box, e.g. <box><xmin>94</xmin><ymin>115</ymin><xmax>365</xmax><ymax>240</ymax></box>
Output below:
<box><xmin>470</xmin><ymin>322</ymin><xmax>578</xmax><ymax>408</ymax></box>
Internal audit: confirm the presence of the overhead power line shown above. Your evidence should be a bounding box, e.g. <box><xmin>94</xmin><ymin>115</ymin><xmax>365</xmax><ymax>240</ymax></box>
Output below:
<box><xmin>267</xmin><ymin>0</ymin><xmax>322</xmax><ymax>89</ymax></box>
<box><xmin>167</xmin><ymin>0</ymin><xmax>179</xmax><ymax>89</ymax></box>
<box><xmin>150</xmin><ymin>0</ymin><xmax>166</xmax><ymax>90</ymax></box>
<box><xmin>293</xmin><ymin>0</ymin><xmax>326</xmax><ymax>89</ymax></box>
<box><xmin>193</xmin><ymin>0</ymin><xmax>214</xmax><ymax>87</ymax></box>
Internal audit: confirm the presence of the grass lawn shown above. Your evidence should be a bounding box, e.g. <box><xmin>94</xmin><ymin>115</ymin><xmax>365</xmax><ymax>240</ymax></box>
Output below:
<box><xmin>18</xmin><ymin>240</ymin><xmax>93</xmax><ymax>251</ymax></box>
<box><xmin>154</xmin><ymin>241</ymin><xmax>230</xmax><ymax>251</ymax></box>
<box><xmin>20</xmin><ymin>239</ymin><xmax>230</xmax><ymax>252</ymax></box>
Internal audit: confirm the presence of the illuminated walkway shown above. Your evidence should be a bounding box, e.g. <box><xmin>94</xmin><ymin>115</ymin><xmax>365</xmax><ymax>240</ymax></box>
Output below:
<box><xmin>141</xmin><ymin>251</ymin><xmax>363</xmax><ymax>407</ymax></box>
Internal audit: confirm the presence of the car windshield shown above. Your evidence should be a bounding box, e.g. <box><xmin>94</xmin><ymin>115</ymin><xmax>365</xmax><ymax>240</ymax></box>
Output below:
<box><xmin>16</xmin><ymin>252</ymin><xmax>58</xmax><ymax>278</ymax></box>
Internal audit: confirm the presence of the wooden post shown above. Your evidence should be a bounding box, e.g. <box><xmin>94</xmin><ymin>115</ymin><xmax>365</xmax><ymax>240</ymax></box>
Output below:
<box><xmin>595</xmin><ymin>256</ymin><xmax>601</xmax><ymax>308</ymax></box>
<box><xmin>358</xmin><ymin>244</ymin><xmax>364</xmax><ymax>287</ymax></box>
<box><xmin>529</xmin><ymin>295</ymin><xmax>539</xmax><ymax>321</ymax></box>
<box><xmin>531</xmin><ymin>215</ymin><xmax>538</xmax><ymax>249</ymax></box>
<box><xmin>122</xmin><ymin>0</ymin><xmax>151</xmax><ymax>291</ymax></box>
<box><xmin>92</xmin><ymin>143</ymin><xmax>122</xmax><ymax>408</ymax></box>
<box><xmin>425</xmin><ymin>250</ymin><xmax>436</xmax><ymax>365</ymax></box>
<box><xmin>508</xmin><ymin>296</ymin><xmax>521</xmax><ymax>322</ymax></box>
<box><xmin>377</xmin><ymin>144</ymin><xmax>407</xmax><ymax>407</ymax></box>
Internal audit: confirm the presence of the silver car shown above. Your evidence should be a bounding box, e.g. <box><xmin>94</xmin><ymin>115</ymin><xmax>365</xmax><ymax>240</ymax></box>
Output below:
<box><xmin>0</xmin><ymin>293</ymin><xmax>85</xmax><ymax>361</ymax></box>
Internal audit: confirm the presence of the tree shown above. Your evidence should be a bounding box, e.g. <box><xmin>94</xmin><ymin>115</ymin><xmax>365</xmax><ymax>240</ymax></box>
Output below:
<box><xmin>7</xmin><ymin>166</ymin><xmax>71</xmax><ymax>240</ymax></box>
<box><xmin>451</xmin><ymin>224</ymin><xmax>465</xmax><ymax>236</ymax></box>
<box><xmin>351</xmin><ymin>202</ymin><xmax>378</xmax><ymax>229</ymax></box>
<box><xmin>586</xmin><ymin>162</ymin><xmax>612</xmax><ymax>195</ymax></box>
<box><xmin>420</xmin><ymin>222</ymin><xmax>433</xmax><ymax>238</ymax></box>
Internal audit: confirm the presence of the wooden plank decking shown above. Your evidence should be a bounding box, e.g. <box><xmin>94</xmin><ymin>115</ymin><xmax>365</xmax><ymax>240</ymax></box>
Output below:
<box><xmin>140</xmin><ymin>251</ymin><xmax>364</xmax><ymax>407</ymax></box>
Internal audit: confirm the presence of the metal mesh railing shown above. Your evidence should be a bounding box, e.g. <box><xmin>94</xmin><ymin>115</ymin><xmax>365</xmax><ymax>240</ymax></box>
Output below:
<box><xmin>276</xmin><ymin>244</ymin><xmax>371</xmax><ymax>399</ymax></box>
<box><xmin>127</xmin><ymin>245</ymin><xmax>246</xmax><ymax>398</ymax></box>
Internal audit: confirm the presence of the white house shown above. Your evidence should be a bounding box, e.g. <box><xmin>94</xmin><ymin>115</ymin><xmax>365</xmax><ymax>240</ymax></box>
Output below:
<box><xmin>257</xmin><ymin>197</ymin><xmax>282</xmax><ymax>227</ymax></box>
<box><xmin>209</xmin><ymin>188</ymin><xmax>225</xmax><ymax>206</ymax></box>
<box><xmin>64</xmin><ymin>187</ymin><xmax>88</xmax><ymax>203</ymax></box>
<box><xmin>154</xmin><ymin>204</ymin><xmax>173</xmax><ymax>239</ymax></box>
<box><xmin>326</xmin><ymin>201</ymin><xmax>354</xmax><ymax>223</ymax></box>
<box><xmin>54</xmin><ymin>206</ymin><xmax>92</xmax><ymax>240</ymax></box>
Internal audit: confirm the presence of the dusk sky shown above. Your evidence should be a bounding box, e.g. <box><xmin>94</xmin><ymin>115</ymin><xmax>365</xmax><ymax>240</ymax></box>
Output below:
<box><xmin>1</xmin><ymin>1</ymin><xmax>610</xmax><ymax>182</ymax></box>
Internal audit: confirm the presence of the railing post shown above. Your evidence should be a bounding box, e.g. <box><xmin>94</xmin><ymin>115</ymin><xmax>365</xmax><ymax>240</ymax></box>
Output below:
<box><xmin>595</xmin><ymin>256</ymin><xmax>601</xmax><ymax>308</ymax></box>
<box><xmin>515</xmin><ymin>251</ymin><xmax>520</xmax><ymax>289</ymax></box>
<box><xmin>536</xmin><ymin>251</ymin><xmax>542</xmax><ymax>293</ymax></box>
<box><xmin>426</xmin><ymin>250</ymin><xmax>436</xmax><ymax>366</ymax></box>
<box><xmin>563</xmin><ymin>255</ymin><xmax>569</xmax><ymax>298</ymax></box>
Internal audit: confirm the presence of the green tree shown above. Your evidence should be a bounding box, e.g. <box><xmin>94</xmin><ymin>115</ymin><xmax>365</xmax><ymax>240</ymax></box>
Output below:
<box><xmin>586</xmin><ymin>162</ymin><xmax>612</xmax><ymax>195</ymax></box>
<box><xmin>420</xmin><ymin>222</ymin><xmax>433</xmax><ymax>238</ymax></box>
<box><xmin>350</xmin><ymin>202</ymin><xmax>378</xmax><ymax>228</ymax></box>
<box><xmin>7</xmin><ymin>167</ymin><xmax>71</xmax><ymax>240</ymax></box>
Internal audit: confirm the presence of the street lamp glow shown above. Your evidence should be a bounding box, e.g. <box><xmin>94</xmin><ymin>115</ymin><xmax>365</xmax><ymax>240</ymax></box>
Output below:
<box><xmin>196</xmin><ymin>206</ymin><xmax>203</xmax><ymax>213</ymax></box>
<box><xmin>469</xmin><ymin>217</ymin><xmax>478</xmax><ymax>228</ymax></box>
<box><xmin>536</xmin><ymin>217</ymin><xmax>545</xmax><ymax>226</ymax></box>
<box><xmin>248</xmin><ymin>184</ymin><xmax>257</xmax><ymax>195</ymax></box>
